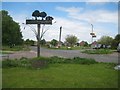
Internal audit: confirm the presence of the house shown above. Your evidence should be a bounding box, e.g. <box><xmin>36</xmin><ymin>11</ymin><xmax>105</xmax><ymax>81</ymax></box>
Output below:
<box><xmin>79</xmin><ymin>41</ymin><xmax>86</xmax><ymax>46</ymax></box>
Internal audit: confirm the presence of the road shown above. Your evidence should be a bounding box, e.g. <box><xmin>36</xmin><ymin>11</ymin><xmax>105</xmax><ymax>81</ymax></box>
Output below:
<box><xmin>31</xmin><ymin>46</ymin><xmax>119</xmax><ymax>63</ymax></box>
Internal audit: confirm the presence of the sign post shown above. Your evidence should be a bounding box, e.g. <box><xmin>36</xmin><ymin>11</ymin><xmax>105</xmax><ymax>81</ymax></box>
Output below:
<box><xmin>26</xmin><ymin>10</ymin><xmax>53</xmax><ymax>57</ymax></box>
<box><xmin>90</xmin><ymin>24</ymin><xmax>96</xmax><ymax>44</ymax></box>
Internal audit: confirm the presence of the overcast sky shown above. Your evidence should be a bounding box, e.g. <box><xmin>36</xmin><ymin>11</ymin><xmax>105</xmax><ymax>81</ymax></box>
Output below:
<box><xmin>2</xmin><ymin>1</ymin><xmax>118</xmax><ymax>43</ymax></box>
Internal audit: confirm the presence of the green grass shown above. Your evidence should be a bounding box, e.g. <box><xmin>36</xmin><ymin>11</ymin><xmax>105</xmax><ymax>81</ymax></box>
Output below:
<box><xmin>2</xmin><ymin>63</ymin><xmax>118</xmax><ymax>88</ymax></box>
<box><xmin>82</xmin><ymin>49</ymin><xmax>113</xmax><ymax>54</ymax></box>
<box><xmin>47</xmin><ymin>46</ymin><xmax>90</xmax><ymax>50</ymax></box>
<box><xmin>0</xmin><ymin>51</ymin><xmax>14</xmax><ymax>54</ymax></box>
<box><xmin>2</xmin><ymin>45</ymin><xmax>30</xmax><ymax>51</ymax></box>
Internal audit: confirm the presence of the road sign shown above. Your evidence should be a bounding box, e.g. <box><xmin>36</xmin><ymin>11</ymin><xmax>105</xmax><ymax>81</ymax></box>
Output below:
<box><xmin>26</xmin><ymin>19</ymin><xmax>52</xmax><ymax>24</ymax></box>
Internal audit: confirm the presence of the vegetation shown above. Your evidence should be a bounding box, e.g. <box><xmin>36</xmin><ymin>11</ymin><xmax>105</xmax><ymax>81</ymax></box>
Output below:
<box><xmin>3</xmin><ymin>61</ymin><xmax>118</xmax><ymax>88</ymax></box>
<box><xmin>40</xmin><ymin>39</ymin><xmax>46</xmax><ymax>46</ymax></box>
<box><xmin>65</xmin><ymin>35</ymin><xmax>79</xmax><ymax>47</ymax></box>
<box><xmin>97</xmin><ymin>36</ymin><xmax>113</xmax><ymax>46</ymax></box>
<box><xmin>2</xmin><ymin>10</ymin><xmax>23</xmax><ymax>46</ymax></box>
<box><xmin>48</xmin><ymin>46</ymin><xmax>90</xmax><ymax>50</ymax></box>
<box><xmin>1</xmin><ymin>51</ymin><xmax>14</xmax><ymax>54</ymax></box>
<box><xmin>82</xmin><ymin>49</ymin><xmax>113</xmax><ymax>54</ymax></box>
<box><xmin>24</xmin><ymin>39</ymin><xmax>35</xmax><ymax>46</ymax></box>
<box><xmin>97</xmin><ymin>34</ymin><xmax>120</xmax><ymax>49</ymax></box>
<box><xmin>112</xmin><ymin>34</ymin><xmax>120</xmax><ymax>49</ymax></box>
<box><xmin>2</xmin><ymin>45</ymin><xmax>30</xmax><ymax>51</ymax></box>
<box><xmin>50</xmin><ymin>39</ymin><xmax>58</xmax><ymax>46</ymax></box>
<box><xmin>2</xmin><ymin>56</ymin><xmax>97</xmax><ymax>68</ymax></box>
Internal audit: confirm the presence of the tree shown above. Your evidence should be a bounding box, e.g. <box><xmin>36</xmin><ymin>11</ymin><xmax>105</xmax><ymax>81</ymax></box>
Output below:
<box><xmin>40</xmin><ymin>39</ymin><xmax>46</xmax><ymax>46</ymax></box>
<box><xmin>65</xmin><ymin>35</ymin><xmax>79</xmax><ymax>47</ymax></box>
<box><xmin>97</xmin><ymin>36</ymin><xmax>113</xmax><ymax>46</ymax></box>
<box><xmin>24</xmin><ymin>39</ymin><xmax>35</xmax><ymax>46</ymax></box>
<box><xmin>2</xmin><ymin>10</ymin><xmax>23</xmax><ymax>46</ymax></box>
<box><xmin>50</xmin><ymin>39</ymin><xmax>58</xmax><ymax>46</ymax></box>
<box><xmin>111</xmin><ymin>34</ymin><xmax>120</xmax><ymax>49</ymax></box>
<box><xmin>84</xmin><ymin>41</ymin><xmax>88</xmax><ymax>47</ymax></box>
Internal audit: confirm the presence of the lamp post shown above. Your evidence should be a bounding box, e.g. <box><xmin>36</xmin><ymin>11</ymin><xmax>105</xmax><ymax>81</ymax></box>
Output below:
<box><xmin>26</xmin><ymin>10</ymin><xmax>53</xmax><ymax>57</ymax></box>
<box><xmin>91</xmin><ymin>24</ymin><xmax>93</xmax><ymax>43</ymax></box>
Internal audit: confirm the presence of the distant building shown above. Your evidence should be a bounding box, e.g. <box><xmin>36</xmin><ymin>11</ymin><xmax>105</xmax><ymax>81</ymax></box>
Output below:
<box><xmin>91</xmin><ymin>41</ymin><xmax>98</xmax><ymax>49</ymax></box>
<box><xmin>79</xmin><ymin>41</ymin><xmax>88</xmax><ymax>47</ymax></box>
<box><xmin>91</xmin><ymin>41</ymin><xmax>98</xmax><ymax>46</ymax></box>
<box><xmin>79</xmin><ymin>41</ymin><xmax>86</xmax><ymax>46</ymax></box>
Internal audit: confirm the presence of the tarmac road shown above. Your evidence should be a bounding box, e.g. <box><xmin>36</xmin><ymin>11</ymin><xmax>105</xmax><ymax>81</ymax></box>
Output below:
<box><xmin>31</xmin><ymin>46</ymin><xmax>119</xmax><ymax>63</ymax></box>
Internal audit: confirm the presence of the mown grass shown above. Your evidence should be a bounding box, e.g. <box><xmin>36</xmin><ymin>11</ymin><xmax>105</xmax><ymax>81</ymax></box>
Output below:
<box><xmin>2</xmin><ymin>63</ymin><xmax>118</xmax><ymax>88</ymax></box>
<box><xmin>2</xmin><ymin>56</ymin><xmax>119</xmax><ymax>88</ymax></box>
<box><xmin>82</xmin><ymin>49</ymin><xmax>113</xmax><ymax>54</ymax></box>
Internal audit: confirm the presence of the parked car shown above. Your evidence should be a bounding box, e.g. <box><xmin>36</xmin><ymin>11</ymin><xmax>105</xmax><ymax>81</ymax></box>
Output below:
<box><xmin>117</xmin><ymin>43</ymin><xmax>120</xmax><ymax>52</ymax></box>
<box><xmin>93</xmin><ymin>44</ymin><xmax>109</xmax><ymax>49</ymax></box>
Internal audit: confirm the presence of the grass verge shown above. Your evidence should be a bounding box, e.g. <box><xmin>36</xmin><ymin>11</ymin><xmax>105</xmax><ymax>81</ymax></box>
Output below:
<box><xmin>2</xmin><ymin>45</ymin><xmax>30</xmax><ymax>51</ymax></box>
<box><xmin>82</xmin><ymin>49</ymin><xmax>113</xmax><ymax>54</ymax></box>
<box><xmin>47</xmin><ymin>46</ymin><xmax>90</xmax><ymax>50</ymax></box>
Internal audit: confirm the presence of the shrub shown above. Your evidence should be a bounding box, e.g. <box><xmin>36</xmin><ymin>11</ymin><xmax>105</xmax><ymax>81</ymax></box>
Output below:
<box><xmin>73</xmin><ymin>57</ymin><xmax>97</xmax><ymax>64</ymax></box>
<box><xmin>2</xmin><ymin>59</ymin><xmax>19</xmax><ymax>68</ymax></box>
<box><xmin>48</xmin><ymin>56</ymin><xmax>97</xmax><ymax>65</ymax></box>
<box><xmin>48</xmin><ymin>56</ymin><xmax>65</xmax><ymax>64</ymax></box>
<box><xmin>2</xmin><ymin>56</ymin><xmax>98</xmax><ymax>68</ymax></box>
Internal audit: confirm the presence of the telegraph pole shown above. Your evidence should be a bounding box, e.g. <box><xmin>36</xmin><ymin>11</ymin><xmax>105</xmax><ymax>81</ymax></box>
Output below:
<box><xmin>58</xmin><ymin>26</ymin><xmax>62</xmax><ymax>48</ymax></box>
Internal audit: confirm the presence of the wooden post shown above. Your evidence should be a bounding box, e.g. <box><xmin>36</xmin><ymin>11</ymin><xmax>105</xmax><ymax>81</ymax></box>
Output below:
<box><xmin>37</xmin><ymin>24</ymin><xmax>40</xmax><ymax>57</ymax></box>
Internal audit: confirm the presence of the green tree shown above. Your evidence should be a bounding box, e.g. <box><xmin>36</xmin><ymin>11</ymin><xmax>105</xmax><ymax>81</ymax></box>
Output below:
<box><xmin>50</xmin><ymin>39</ymin><xmax>58</xmax><ymax>46</ymax></box>
<box><xmin>84</xmin><ymin>41</ymin><xmax>88</xmax><ymax>47</ymax></box>
<box><xmin>111</xmin><ymin>34</ymin><xmax>120</xmax><ymax>49</ymax></box>
<box><xmin>97</xmin><ymin>36</ymin><xmax>113</xmax><ymax>46</ymax></box>
<box><xmin>24</xmin><ymin>39</ymin><xmax>35</xmax><ymax>46</ymax></box>
<box><xmin>65</xmin><ymin>35</ymin><xmax>79</xmax><ymax>47</ymax></box>
<box><xmin>40</xmin><ymin>39</ymin><xmax>46</xmax><ymax>46</ymax></box>
<box><xmin>2</xmin><ymin>10</ymin><xmax>23</xmax><ymax>46</ymax></box>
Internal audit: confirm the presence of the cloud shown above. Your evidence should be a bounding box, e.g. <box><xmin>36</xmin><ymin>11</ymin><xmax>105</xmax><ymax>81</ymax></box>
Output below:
<box><xmin>5</xmin><ymin>2</ymin><xmax>117</xmax><ymax>44</ymax></box>
<box><xmin>11</xmin><ymin>10</ymin><xmax>117</xmax><ymax>43</ymax></box>
<box><xmin>43</xmin><ymin>17</ymin><xmax>91</xmax><ymax>42</ymax></box>
<box><xmin>56</xmin><ymin>6</ymin><xmax>118</xmax><ymax>24</ymax></box>
<box><xmin>56</xmin><ymin>6</ymin><xmax>83</xmax><ymax>14</ymax></box>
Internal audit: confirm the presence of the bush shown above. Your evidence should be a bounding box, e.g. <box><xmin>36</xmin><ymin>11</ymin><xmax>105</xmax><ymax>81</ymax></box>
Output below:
<box><xmin>48</xmin><ymin>56</ymin><xmax>97</xmax><ymax>65</ymax></box>
<box><xmin>2</xmin><ymin>57</ymin><xmax>31</xmax><ymax>68</ymax></box>
<box><xmin>2</xmin><ymin>59</ymin><xmax>19</xmax><ymax>68</ymax></box>
<box><xmin>2</xmin><ymin>56</ymin><xmax>98</xmax><ymax>68</ymax></box>
<box><xmin>48</xmin><ymin>56</ymin><xmax>65</xmax><ymax>64</ymax></box>
<box><xmin>73</xmin><ymin>57</ymin><xmax>97</xmax><ymax>64</ymax></box>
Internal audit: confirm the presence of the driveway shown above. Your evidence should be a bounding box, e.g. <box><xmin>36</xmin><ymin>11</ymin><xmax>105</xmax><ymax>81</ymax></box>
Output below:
<box><xmin>31</xmin><ymin>46</ymin><xmax>119</xmax><ymax>63</ymax></box>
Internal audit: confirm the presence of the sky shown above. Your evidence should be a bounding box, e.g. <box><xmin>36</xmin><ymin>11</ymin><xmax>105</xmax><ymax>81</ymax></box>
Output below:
<box><xmin>2</xmin><ymin>1</ymin><xmax>118</xmax><ymax>43</ymax></box>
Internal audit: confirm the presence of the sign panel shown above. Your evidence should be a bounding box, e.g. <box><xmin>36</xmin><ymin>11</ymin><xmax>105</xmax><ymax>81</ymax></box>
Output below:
<box><xmin>26</xmin><ymin>19</ymin><xmax>52</xmax><ymax>24</ymax></box>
